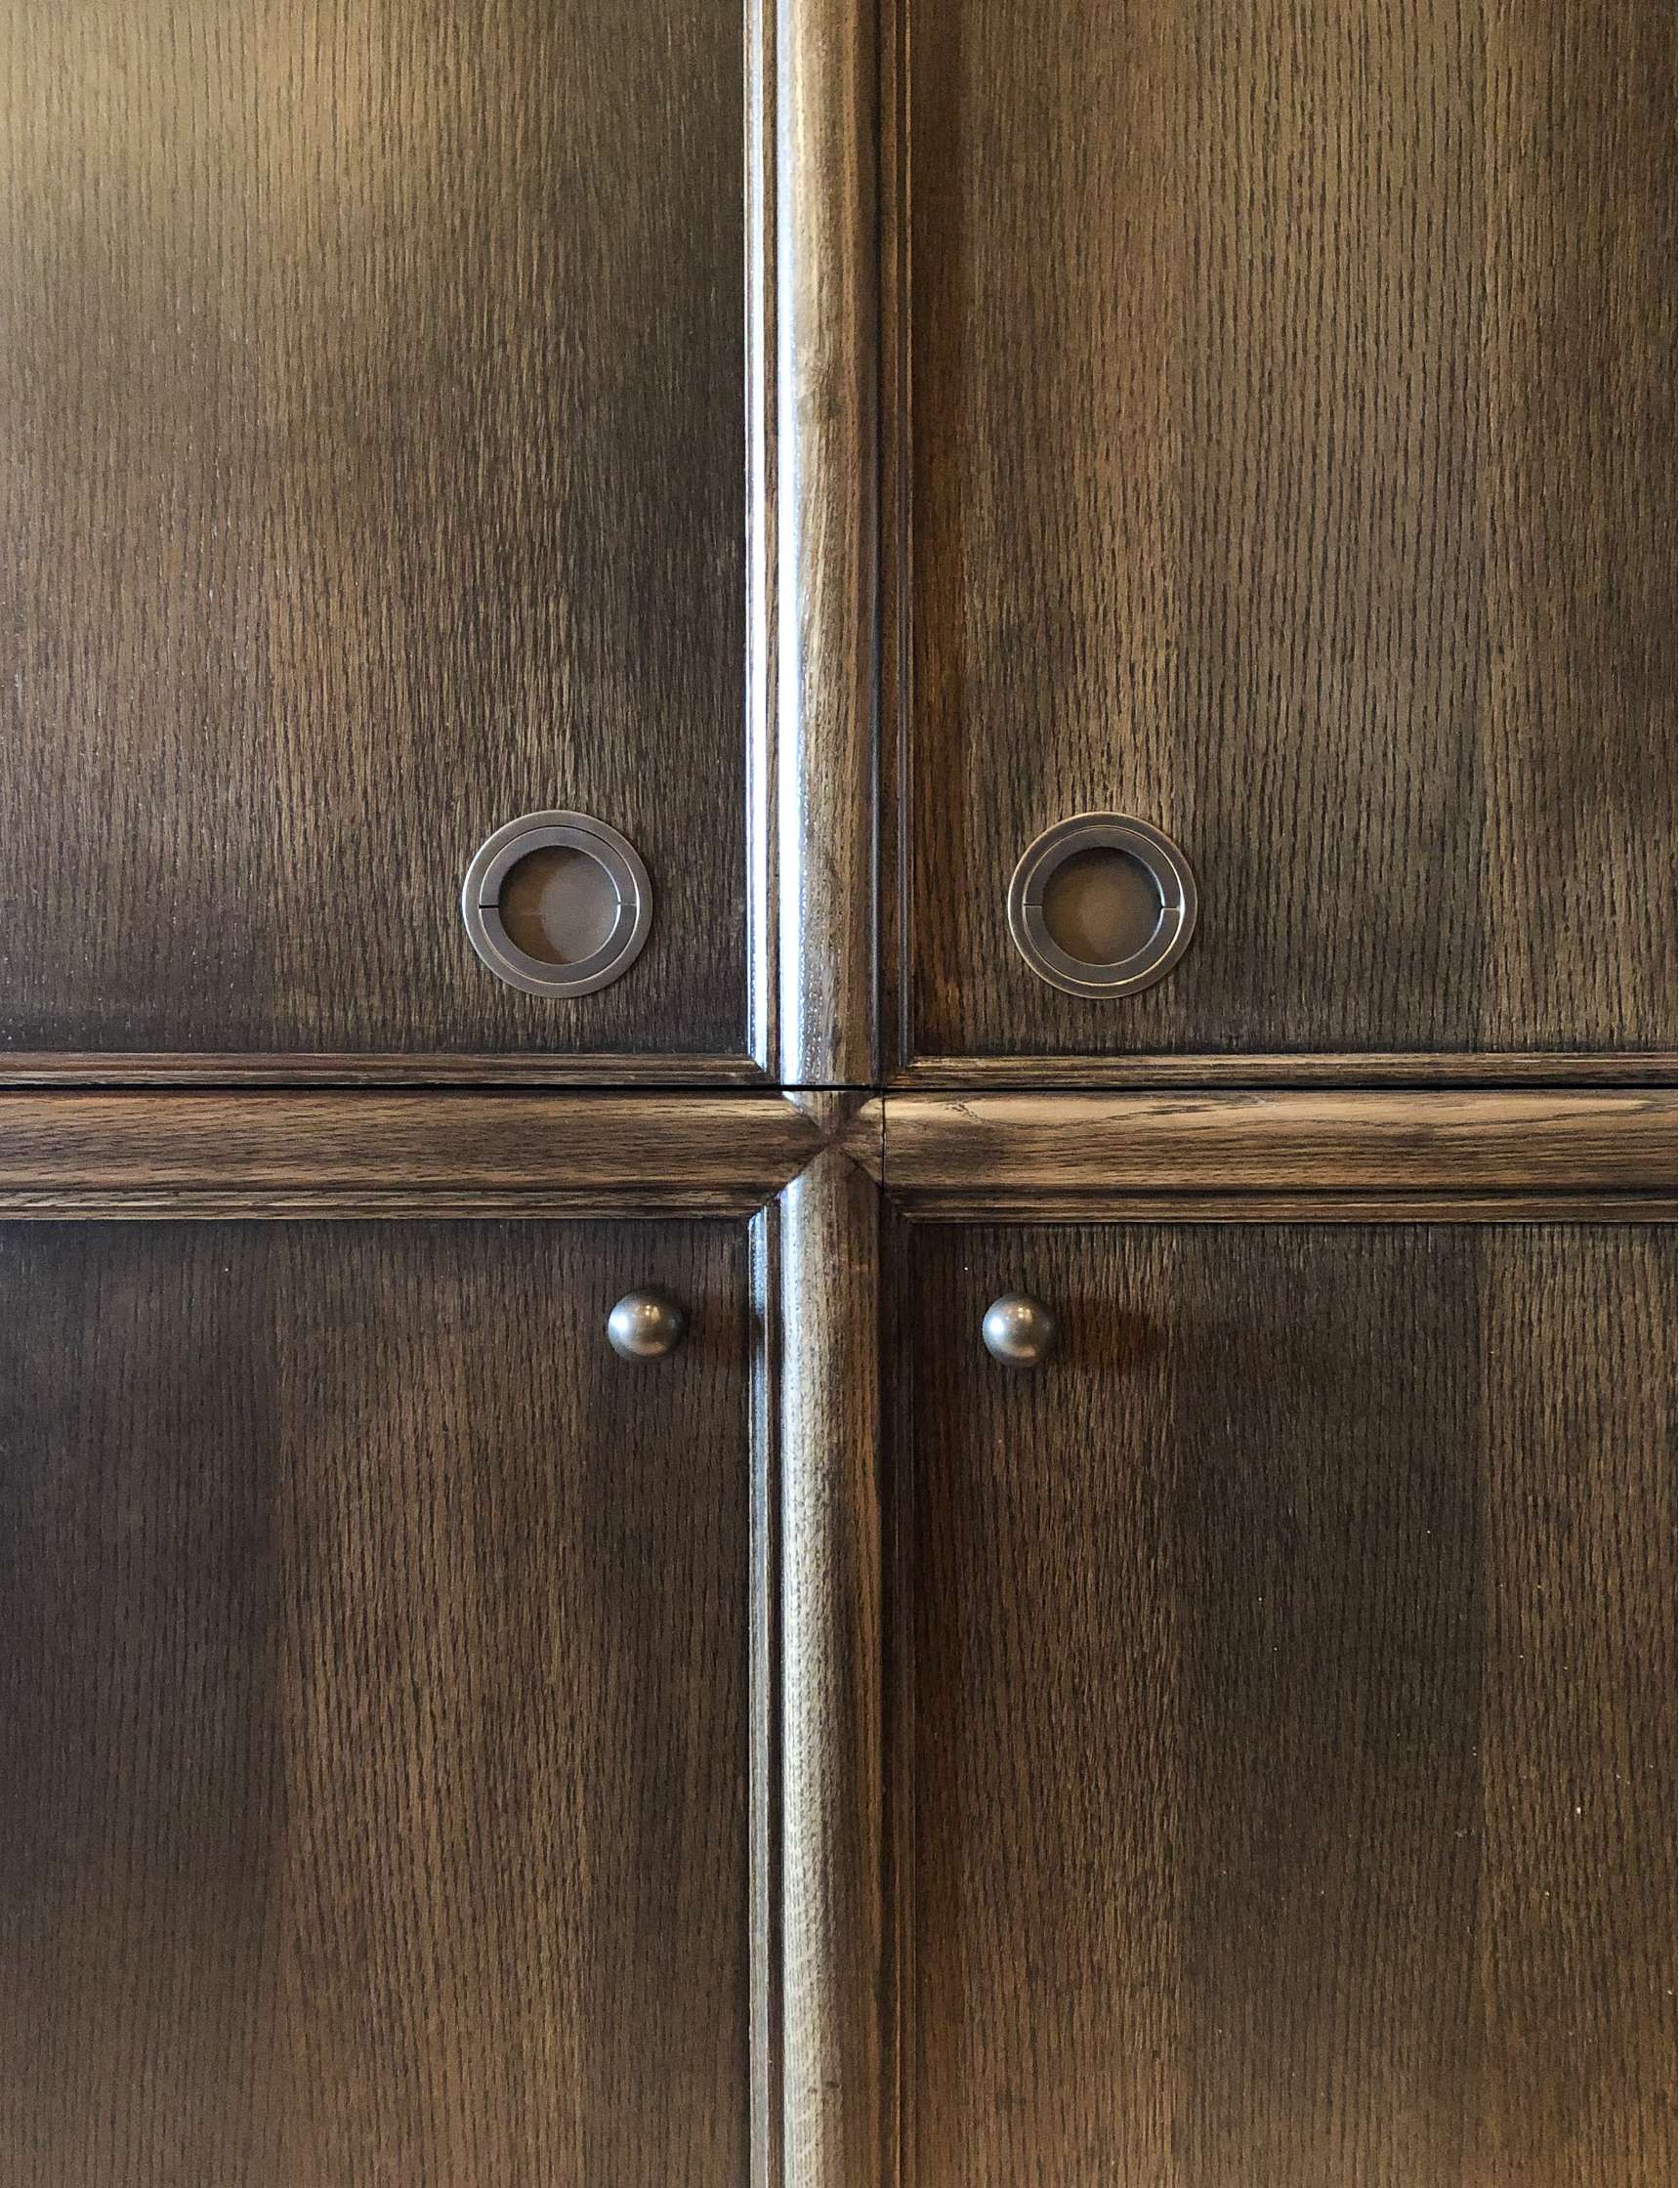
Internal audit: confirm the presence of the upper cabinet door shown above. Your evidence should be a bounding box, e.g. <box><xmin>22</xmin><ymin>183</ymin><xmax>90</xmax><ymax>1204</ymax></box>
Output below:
<box><xmin>0</xmin><ymin>2</ymin><xmax>747</xmax><ymax>1068</ymax></box>
<box><xmin>889</xmin><ymin>0</ymin><xmax>1675</xmax><ymax>1070</ymax></box>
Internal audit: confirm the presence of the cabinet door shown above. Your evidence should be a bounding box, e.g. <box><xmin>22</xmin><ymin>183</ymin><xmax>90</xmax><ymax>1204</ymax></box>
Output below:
<box><xmin>0</xmin><ymin>3</ymin><xmax>746</xmax><ymax>1067</ymax></box>
<box><xmin>890</xmin><ymin>0</ymin><xmax>1674</xmax><ymax>1068</ymax></box>
<box><xmin>0</xmin><ymin>1218</ymin><xmax>750</xmax><ymax>2183</ymax></box>
<box><xmin>892</xmin><ymin>1221</ymin><xmax>1674</xmax><ymax>2184</ymax></box>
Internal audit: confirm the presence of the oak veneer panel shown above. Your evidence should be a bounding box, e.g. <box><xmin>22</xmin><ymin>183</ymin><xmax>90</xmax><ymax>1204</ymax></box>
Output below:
<box><xmin>896</xmin><ymin>1224</ymin><xmax>1674</xmax><ymax>2184</ymax></box>
<box><xmin>0</xmin><ymin>1221</ymin><xmax>749</xmax><ymax>2184</ymax></box>
<box><xmin>901</xmin><ymin>0</ymin><xmax>1674</xmax><ymax>1064</ymax></box>
<box><xmin>0</xmin><ymin>1</ymin><xmax>744</xmax><ymax>1059</ymax></box>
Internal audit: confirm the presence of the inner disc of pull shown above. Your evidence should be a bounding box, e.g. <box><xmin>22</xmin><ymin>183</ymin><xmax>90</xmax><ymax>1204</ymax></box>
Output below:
<box><xmin>497</xmin><ymin>845</ymin><xmax>620</xmax><ymax>966</ymax></box>
<box><xmin>1038</xmin><ymin>845</ymin><xmax>1164</xmax><ymax>966</ymax></box>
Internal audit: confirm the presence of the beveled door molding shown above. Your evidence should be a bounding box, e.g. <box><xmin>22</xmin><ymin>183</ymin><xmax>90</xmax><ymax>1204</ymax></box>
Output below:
<box><xmin>854</xmin><ymin>1088</ymin><xmax>1680</xmax><ymax>1224</ymax></box>
<box><xmin>0</xmin><ymin>1090</ymin><xmax>825</xmax><ymax>1219</ymax></box>
<box><xmin>885</xmin><ymin>1051</ymin><xmax>1680</xmax><ymax>1092</ymax></box>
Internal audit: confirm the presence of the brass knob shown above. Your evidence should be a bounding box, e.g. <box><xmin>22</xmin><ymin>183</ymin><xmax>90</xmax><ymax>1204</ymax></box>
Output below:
<box><xmin>981</xmin><ymin>1293</ymin><xmax>1057</xmax><ymax>1368</ymax></box>
<box><xmin>607</xmin><ymin>1288</ymin><xmax>687</xmax><ymax>1361</ymax></box>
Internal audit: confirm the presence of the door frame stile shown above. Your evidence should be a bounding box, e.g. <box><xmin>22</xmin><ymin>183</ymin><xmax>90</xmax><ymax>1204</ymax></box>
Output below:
<box><xmin>754</xmin><ymin>0</ymin><xmax>880</xmax><ymax>1089</ymax></box>
<box><xmin>756</xmin><ymin>1095</ymin><xmax>885</xmax><ymax>2185</ymax></box>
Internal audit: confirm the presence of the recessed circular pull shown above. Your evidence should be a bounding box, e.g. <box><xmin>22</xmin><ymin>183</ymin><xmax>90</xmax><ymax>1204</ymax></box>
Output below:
<box><xmin>461</xmin><ymin>811</ymin><xmax>651</xmax><ymax>997</ymax></box>
<box><xmin>607</xmin><ymin>1288</ymin><xmax>687</xmax><ymax>1361</ymax></box>
<box><xmin>982</xmin><ymin>1293</ymin><xmax>1058</xmax><ymax>1369</ymax></box>
<box><xmin>1007</xmin><ymin>813</ymin><xmax>1197</xmax><ymax>999</ymax></box>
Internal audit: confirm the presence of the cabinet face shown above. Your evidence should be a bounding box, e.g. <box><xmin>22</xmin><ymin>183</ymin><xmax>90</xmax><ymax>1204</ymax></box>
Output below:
<box><xmin>894</xmin><ymin>1222</ymin><xmax>1674</xmax><ymax>2184</ymax></box>
<box><xmin>0</xmin><ymin>4</ymin><xmax>745</xmax><ymax>1061</ymax></box>
<box><xmin>0</xmin><ymin>1220</ymin><xmax>750</xmax><ymax>2183</ymax></box>
<box><xmin>898</xmin><ymin>0</ymin><xmax>1674</xmax><ymax>1064</ymax></box>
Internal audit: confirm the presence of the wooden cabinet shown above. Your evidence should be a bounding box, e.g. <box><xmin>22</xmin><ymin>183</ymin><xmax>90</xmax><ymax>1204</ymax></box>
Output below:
<box><xmin>889</xmin><ymin>1216</ymin><xmax>1674</xmax><ymax>2184</ymax></box>
<box><xmin>0</xmin><ymin>0</ymin><xmax>1671</xmax><ymax>2183</ymax></box>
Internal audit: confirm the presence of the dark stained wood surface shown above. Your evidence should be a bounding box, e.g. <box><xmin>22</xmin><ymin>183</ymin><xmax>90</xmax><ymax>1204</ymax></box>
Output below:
<box><xmin>891</xmin><ymin>1052</ymin><xmax>1680</xmax><ymax>1091</ymax></box>
<box><xmin>894</xmin><ymin>1222</ymin><xmax>1675</xmax><ymax>2185</ymax></box>
<box><xmin>0</xmin><ymin>0</ymin><xmax>746</xmax><ymax>1062</ymax></box>
<box><xmin>865</xmin><ymin>1088</ymin><xmax>1679</xmax><ymax>1220</ymax></box>
<box><xmin>766</xmin><ymin>0</ymin><xmax>880</xmax><ymax>1086</ymax></box>
<box><xmin>0</xmin><ymin>1219</ymin><xmax>752</xmax><ymax>2184</ymax></box>
<box><xmin>0</xmin><ymin>1089</ymin><xmax>822</xmax><ymax>1217</ymax></box>
<box><xmin>893</xmin><ymin>0</ymin><xmax>1675</xmax><ymax>1068</ymax></box>
<box><xmin>771</xmin><ymin>1099</ymin><xmax>883</xmax><ymax>2179</ymax></box>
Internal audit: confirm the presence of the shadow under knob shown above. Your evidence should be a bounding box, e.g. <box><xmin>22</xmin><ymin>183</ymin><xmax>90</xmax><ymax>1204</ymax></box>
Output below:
<box><xmin>607</xmin><ymin>1288</ymin><xmax>688</xmax><ymax>1361</ymax></box>
<box><xmin>982</xmin><ymin>1293</ymin><xmax>1058</xmax><ymax>1368</ymax></box>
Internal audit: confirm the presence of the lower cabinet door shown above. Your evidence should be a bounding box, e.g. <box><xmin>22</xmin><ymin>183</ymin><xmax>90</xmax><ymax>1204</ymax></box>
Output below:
<box><xmin>892</xmin><ymin>1223</ymin><xmax>1674</xmax><ymax>2187</ymax></box>
<box><xmin>0</xmin><ymin>1220</ymin><xmax>751</xmax><ymax>2185</ymax></box>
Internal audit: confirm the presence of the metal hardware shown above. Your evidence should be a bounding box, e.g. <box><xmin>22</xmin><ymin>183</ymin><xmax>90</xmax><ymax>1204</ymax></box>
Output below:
<box><xmin>1006</xmin><ymin>812</ymin><xmax>1197</xmax><ymax>999</ymax></box>
<box><xmin>461</xmin><ymin>811</ymin><xmax>652</xmax><ymax>997</ymax></box>
<box><xmin>607</xmin><ymin>1288</ymin><xmax>688</xmax><ymax>1361</ymax></box>
<box><xmin>981</xmin><ymin>1292</ymin><xmax>1058</xmax><ymax>1368</ymax></box>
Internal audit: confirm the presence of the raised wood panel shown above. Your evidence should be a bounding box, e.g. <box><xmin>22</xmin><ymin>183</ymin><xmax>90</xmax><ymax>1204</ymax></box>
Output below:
<box><xmin>0</xmin><ymin>0</ymin><xmax>745</xmax><ymax>1063</ymax></box>
<box><xmin>0</xmin><ymin>1220</ymin><xmax>751</xmax><ymax>2184</ymax></box>
<box><xmin>893</xmin><ymin>1223</ymin><xmax>1675</xmax><ymax>2185</ymax></box>
<box><xmin>894</xmin><ymin>0</ymin><xmax>1675</xmax><ymax>1067</ymax></box>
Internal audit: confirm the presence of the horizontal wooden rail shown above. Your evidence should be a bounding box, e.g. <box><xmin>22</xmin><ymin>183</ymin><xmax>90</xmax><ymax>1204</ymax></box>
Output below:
<box><xmin>892</xmin><ymin>1053</ymin><xmax>1677</xmax><ymax>1089</ymax></box>
<box><xmin>857</xmin><ymin>1090</ymin><xmax>1678</xmax><ymax>1221</ymax></box>
<box><xmin>0</xmin><ymin>1052</ymin><xmax>768</xmax><ymax>1087</ymax></box>
<box><xmin>0</xmin><ymin>1093</ymin><xmax>823</xmax><ymax>1218</ymax></box>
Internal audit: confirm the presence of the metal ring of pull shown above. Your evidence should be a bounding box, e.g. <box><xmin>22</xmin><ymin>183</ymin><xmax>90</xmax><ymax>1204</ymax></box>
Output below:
<box><xmin>461</xmin><ymin>810</ymin><xmax>652</xmax><ymax>998</ymax></box>
<box><xmin>1007</xmin><ymin>812</ymin><xmax>1197</xmax><ymax>999</ymax></box>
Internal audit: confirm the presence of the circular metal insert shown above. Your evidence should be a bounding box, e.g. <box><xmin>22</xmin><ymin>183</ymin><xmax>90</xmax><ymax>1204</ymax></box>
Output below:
<box><xmin>1006</xmin><ymin>813</ymin><xmax>1197</xmax><ymax>999</ymax></box>
<box><xmin>461</xmin><ymin>811</ymin><xmax>651</xmax><ymax>997</ymax></box>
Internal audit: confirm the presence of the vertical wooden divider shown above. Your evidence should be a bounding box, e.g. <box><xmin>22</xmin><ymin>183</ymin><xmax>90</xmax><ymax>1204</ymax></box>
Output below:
<box><xmin>750</xmin><ymin>0</ymin><xmax>884</xmax><ymax>2162</ymax></box>
<box><xmin>753</xmin><ymin>0</ymin><xmax>880</xmax><ymax>1088</ymax></box>
<box><xmin>755</xmin><ymin>1096</ymin><xmax>884</xmax><ymax>2185</ymax></box>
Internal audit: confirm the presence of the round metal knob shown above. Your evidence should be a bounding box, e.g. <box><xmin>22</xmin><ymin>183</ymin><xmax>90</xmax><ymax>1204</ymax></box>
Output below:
<box><xmin>607</xmin><ymin>1288</ymin><xmax>688</xmax><ymax>1361</ymax></box>
<box><xmin>981</xmin><ymin>1293</ymin><xmax>1058</xmax><ymax>1369</ymax></box>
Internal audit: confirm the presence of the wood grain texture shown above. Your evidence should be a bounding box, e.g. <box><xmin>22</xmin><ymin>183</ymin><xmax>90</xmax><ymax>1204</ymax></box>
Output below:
<box><xmin>892</xmin><ymin>1222</ymin><xmax>1675</xmax><ymax>2185</ymax></box>
<box><xmin>891</xmin><ymin>0</ymin><xmax>1675</xmax><ymax>1069</ymax></box>
<box><xmin>0</xmin><ymin>1091</ymin><xmax>821</xmax><ymax>1217</ymax></box>
<box><xmin>772</xmin><ymin>0</ymin><xmax>879</xmax><ymax>1085</ymax></box>
<box><xmin>869</xmin><ymin>1089</ymin><xmax>1678</xmax><ymax>1217</ymax></box>
<box><xmin>0</xmin><ymin>0</ymin><xmax>746</xmax><ymax>1061</ymax></box>
<box><xmin>774</xmin><ymin>1098</ymin><xmax>882</xmax><ymax>2184</ymax></box>
<box><xmin>894</xmin><ymin>1053</ymin><xmax>1680</xmax><ymax>1091</ymax></box>
<box><xmin>0</xmin><ymin>1219</ymin><xmax>752</xmax><ymax>2184</ymax></box>
<box><xmin>0</xmin><ymin>1053</ymin><xmax>771</xmax><ymax>1087</ymax></box>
